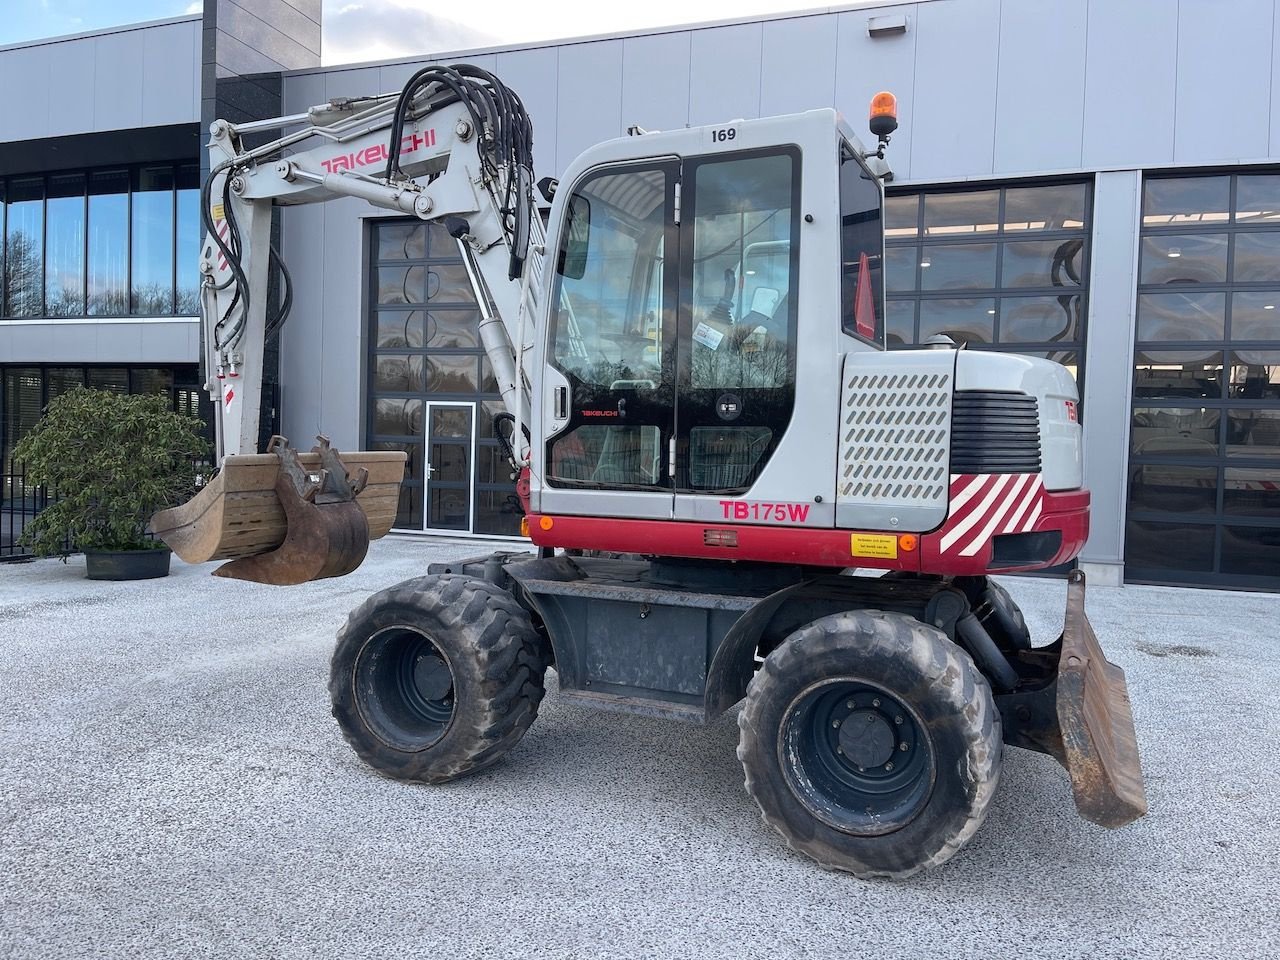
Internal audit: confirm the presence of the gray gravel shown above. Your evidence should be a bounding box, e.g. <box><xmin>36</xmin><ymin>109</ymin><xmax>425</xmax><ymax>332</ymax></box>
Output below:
<box><xmin>2</xmin><ymin>537</ymin><xmax>1278</xmax><ymax>960</ymax></box>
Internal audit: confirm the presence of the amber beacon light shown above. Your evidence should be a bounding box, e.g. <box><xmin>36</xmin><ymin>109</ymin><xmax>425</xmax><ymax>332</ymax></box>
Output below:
<box><xmin>869</xmin><ymin>91</ymin><xmax>898</xmax><ymax>138</ymax></box>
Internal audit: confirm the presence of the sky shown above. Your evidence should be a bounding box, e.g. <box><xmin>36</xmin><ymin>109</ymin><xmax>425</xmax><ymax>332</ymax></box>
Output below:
<box><xmin>0</xmin><ymin>0</ymin><xmax>855</xmax><ymax>63</ymax></box>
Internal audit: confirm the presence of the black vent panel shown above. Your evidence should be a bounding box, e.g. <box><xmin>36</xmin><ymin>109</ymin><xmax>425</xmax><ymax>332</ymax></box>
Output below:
<box><xmin>951</xmin><ymin>391</ymin><xmax>1041</xmax><ymax>474</ymax></box>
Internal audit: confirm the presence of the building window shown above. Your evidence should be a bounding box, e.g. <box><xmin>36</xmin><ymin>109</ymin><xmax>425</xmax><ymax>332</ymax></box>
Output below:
<box><xmin>0</xmin><ymin>365</ymin><xmax>211</xmax><ymax>472</ymax></box>
<box><xmin>366</xmin><ymin>219</ymin><xmax>521</xmax><ymax>536</ymax></box>
<box><xmin>0</xmin><ymin>162</ymin><xmax>199</xmax><ymax>320</ymax></box>
<box><xmin>1126</xmin><ymin>172</ymin><xmax>1280</xmax><ymax>589</ymax></box>
<box><xmin>883</xmin><ymin>180</ymin><xmax>1091</xmax><ymax>385</ymax></box>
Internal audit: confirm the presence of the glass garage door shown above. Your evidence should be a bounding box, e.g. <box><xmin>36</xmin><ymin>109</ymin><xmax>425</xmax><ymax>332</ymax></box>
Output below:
<box><xmin>365</xmin><ymin>220</ymin><xmax>522</xmax><ymax>536</ymax></box>
<box><xmin>1126</xmin><ymin>173</ymin><xmax>1280</xmax><ymax>589</ymax></box>
<box><xmin>883</xmin><ymin>180</ymin><xmax>1090</xmax><ymax>383</ymax></box>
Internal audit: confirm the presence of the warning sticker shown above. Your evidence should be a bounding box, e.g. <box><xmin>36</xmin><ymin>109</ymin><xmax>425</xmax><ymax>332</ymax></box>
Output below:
<box><xmin>211</xmin><ymin>203</ymin><xmax>225</xmax><ymax>221</ymax></box>
<box><xmin>693</xmin><ymin>322</ymin><xmax>725</xmax><ymax>351</ymax></box>
<box><xmin>851</xmin><ymin>533</ymin><xmax>898</xmax><ymax>559</ymax></box>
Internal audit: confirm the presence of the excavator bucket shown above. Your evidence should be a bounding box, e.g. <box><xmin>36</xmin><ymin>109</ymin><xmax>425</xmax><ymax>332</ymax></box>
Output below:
<box><xmin>151</xmin><ymin>436</ymin><xmax>407</xmax><ymax>585</ymax></box>
<box><xmin>1055</xmin><ymin>569</ymin><xmax>1148</xmax><ymax>827</ymax></box>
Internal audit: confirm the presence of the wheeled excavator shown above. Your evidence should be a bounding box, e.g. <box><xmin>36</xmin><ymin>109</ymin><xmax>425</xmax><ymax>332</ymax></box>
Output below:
<box><xmin>151</xmin><ymin>66</ymin><xmax>1146</xmax><ymax>878</ymax></box>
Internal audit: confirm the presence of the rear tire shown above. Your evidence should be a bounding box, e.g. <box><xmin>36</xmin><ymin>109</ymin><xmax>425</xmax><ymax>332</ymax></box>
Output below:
<box><xmin>329</xmin><ymin>574</ymin><xmax>548</xmax><ymax>784</ymax></box>
<box><xmin>738</xmin><ymin>610</ymin><xmax>1001</xmax><ymax>878</ymax></box>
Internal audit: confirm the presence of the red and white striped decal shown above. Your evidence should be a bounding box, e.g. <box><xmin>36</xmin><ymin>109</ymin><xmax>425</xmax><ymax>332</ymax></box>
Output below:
<box><xmin>938</xmin><ymin>473</ymin><xmax>1045</xmax><ymax>557</ymax></box>
<box><xmin>215</xmin><ymin>220</ymin><xmax>229</xmax><ymax>271</ymax></box>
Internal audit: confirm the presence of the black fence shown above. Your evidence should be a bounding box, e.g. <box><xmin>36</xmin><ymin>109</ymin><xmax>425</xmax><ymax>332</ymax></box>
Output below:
<box><xmin>1</xmin><ymin>460</ymin><xmax>53</xmax><ymax>561</ymax></box>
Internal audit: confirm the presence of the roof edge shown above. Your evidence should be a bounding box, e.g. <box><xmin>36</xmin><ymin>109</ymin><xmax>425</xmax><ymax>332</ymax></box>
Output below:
<box><xmin>0</xmin><ymin>14</ymin><xmax>202</xmax><ymax>55</ymax></box>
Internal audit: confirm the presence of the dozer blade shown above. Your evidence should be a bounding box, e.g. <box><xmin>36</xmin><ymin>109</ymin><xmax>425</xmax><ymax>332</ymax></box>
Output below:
<box><xmin>151</xmin><ymin>436</ymin><xmax>406</xmax><ymax>585</ymax></box>
<box><xmin>1056</xmin><ymin>569</ymin><xmax>1148</xmax><ymax>827</ymax></box>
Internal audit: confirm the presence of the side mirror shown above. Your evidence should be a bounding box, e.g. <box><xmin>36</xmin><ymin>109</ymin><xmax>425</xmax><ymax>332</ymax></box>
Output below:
<box><xmin>558</xmin><ymin>194</ymin><xmax>591</xmax><ymax>280</ymax></box>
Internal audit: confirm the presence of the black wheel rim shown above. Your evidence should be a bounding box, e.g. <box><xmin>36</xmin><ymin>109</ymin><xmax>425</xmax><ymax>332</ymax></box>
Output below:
<box><xmin>354</xmin><ymin>627</ymin><xmax>456</xmax><ymax>752</ymax></box>
<box><xmin>779</xmin><ymin>679</ymin><xmax>935</xmax><ymax>836</ymax></box>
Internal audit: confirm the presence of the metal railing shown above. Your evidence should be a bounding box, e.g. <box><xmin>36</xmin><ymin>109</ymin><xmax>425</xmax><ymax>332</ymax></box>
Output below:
<box><xmin>1</xmin><ymin>460</ymin><xmax>55</xmax><ymax>561</ymax></box>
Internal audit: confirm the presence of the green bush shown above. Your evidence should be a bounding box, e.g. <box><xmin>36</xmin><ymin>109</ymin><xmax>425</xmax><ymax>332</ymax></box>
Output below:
<box><xmin>13</xmin><ymin>386</ymin><xmax>210</xmax><ymax>557</ymax></box>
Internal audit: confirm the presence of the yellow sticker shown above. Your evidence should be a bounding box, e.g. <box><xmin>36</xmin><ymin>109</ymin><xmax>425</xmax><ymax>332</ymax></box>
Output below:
<box><xmin>211</xmin><ymin>203</ymin><xmax>225</xmax><ymax>221</ymax></box>
<box><xmin>851</xmin><ymin>533</ymin><xmax>898</xmax><ymax>559</ymax></box>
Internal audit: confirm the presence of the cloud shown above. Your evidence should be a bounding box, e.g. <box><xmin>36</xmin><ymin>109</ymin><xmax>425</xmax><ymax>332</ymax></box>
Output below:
<box><xmin>323</xmin><ymin>1</ymin><xmax>497</xmax><ymax>66</ymax></box>
<box><xmin>184</xmin><ymin>2</ymin><xmax>202</xmax><ymax>13</ymax></box>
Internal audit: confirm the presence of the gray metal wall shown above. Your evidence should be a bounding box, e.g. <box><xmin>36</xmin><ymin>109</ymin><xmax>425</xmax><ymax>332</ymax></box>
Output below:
<box><xmin>0</xmin><ymin>17</ymin><xmax>201</xmax><ymax>144</ymax></box>
<box><xmin>268</xmin><ymin>0</ymin><xmax>1280</xmax><ymax>574</ymax></box>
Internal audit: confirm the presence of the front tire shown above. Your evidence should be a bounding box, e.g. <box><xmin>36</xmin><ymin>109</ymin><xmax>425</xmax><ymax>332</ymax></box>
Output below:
<box><xmin>738</xmin><ymin>610</ymin><xmax>1001</xmax><ymax>878</ymax></box>
<box><xmin>329</xmin><ymin>574</ymin><xmax>548</xmax><ymax>784</ymax></box>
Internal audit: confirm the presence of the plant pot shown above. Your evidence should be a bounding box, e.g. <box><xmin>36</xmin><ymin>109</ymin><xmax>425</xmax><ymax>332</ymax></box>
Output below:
<box><xmin>84</xmin><ymin>547</ymin><xmax>172</xmax><ymax>581</ymax></box>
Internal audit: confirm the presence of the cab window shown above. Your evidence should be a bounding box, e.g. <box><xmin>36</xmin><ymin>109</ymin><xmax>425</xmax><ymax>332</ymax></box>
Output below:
<box><xmin>840</xmin><ymin>144</ymin><xmax>885</xmax><ymax>345</ymax></box>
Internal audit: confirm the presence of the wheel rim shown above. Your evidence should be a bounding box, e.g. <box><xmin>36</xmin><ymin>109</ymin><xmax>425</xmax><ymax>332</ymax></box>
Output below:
<box><xmin>354</xmin><ymin>627</ymin><xmax>456</xmax><ymax>752</ymax></box>
<box><xmin>778</xmin><ymin>679</ymin><xmax>935</xmax><ymax>836</ymax></box>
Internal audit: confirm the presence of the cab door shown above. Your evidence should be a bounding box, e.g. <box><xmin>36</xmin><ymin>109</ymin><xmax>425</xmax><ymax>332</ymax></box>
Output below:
<box><xmin>541</xmin><ymin>160</ymin><xmax>680</xmax><ymax>520</ymax></box>
<box><xmin>673</xmin><ymin>148</ymin><xmax>802</xmax><ymax>516</ymax></box>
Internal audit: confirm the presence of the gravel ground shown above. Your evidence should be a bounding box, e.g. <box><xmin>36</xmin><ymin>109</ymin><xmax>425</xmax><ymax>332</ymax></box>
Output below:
<box><xmin>1</xmin><ymin>536</ymin><xmax>1278</xmax><ymax>960</ymax></box>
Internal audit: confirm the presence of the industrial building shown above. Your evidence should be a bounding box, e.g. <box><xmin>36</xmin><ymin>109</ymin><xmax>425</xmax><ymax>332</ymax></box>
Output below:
<box><xmin>2</xmin><ymin>0</ymin><xmax>1279</xmax><ymax>589</ymax></box>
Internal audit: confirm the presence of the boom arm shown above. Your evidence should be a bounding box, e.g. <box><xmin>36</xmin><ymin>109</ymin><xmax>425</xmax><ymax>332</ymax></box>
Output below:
<box><xmin>200</xmin><ymin>66</ymin><xmax>542</xmax><ymax>462</ymax></box>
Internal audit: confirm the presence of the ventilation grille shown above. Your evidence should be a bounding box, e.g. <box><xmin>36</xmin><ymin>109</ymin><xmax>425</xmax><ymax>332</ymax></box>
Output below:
<box><xmin>951</xmin><ymin>391</ymin><xmax>1041</xmax><ymax>474</ymax></box>
<box><xmin>839</xmin><ymin>371</ymin><xmax>951</xmax><ymax>505</ymax></box>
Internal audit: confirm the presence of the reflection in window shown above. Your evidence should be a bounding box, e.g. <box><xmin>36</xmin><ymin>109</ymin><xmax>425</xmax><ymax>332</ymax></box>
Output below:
<box><xmin>923</xmin><ymin>190</ymin><xmax>998</xmax><ymax>236</ymax></box>
<box><xmin>1142</xmin><ymin>176</ymin><xmax>1230</xmax><ymax>227</ymax></box>
<box><xmin>1004</xmin><ymin>183</ymin><xmax>1087</xmax><ymax>231</ymax></box>
<box><xmin>1139</xmin><ymin>234</ymin><xmax>1227</xmax><ymax>285</ymax></box>
<box><xmin>552</xmin><ymin>167</ymin><xmax>668</xmax><ymax>389</ymax></box>
<box><xmin>689</xmin><ymin>153</ymin><xmax>795</xmax><ymax>390</ymax></box>
<box><xmin>1136</xmin><ymin>292</ymin><xmax>1225</xmax><ymax>342</ymax></box>
<box><xmin>176</xmin><ymin>165</ymin><xmax>201</xmax><ymax>314</ymax></box>
<box><xmin>1130</xmin><ymin>407</ymin><xmax>1219</xmax><ymax>457</ymax></box>
<box><xmin>1229</xmin><ymin>296</ymin><xmax>1280</xmax><ymax>342</ymax></box>
<box><xmin>840</xmin><ymin>147</ymin><xmax>883</xmax><ymax>343</ymax></box>
<box><xmin>919</xmin><ymin>298</ymin><xmax>995</xmax><ymax>345</ymax></box>
<box><xmin>885</xmin><ymin>180</ymin><xmax>1089</xmax><ymax>375</ymax></box>
<box><xmin>5</xmin><ymin>178</ymin><xmax>44</xmax><ymax>317</ymax></box>
<box><xmin>919</xmin><ymin>242</ymin><xmax>996</xmax><ymax>292</ymax></box>
<box><xmin>1002</xmin><ymin>239</ymin><xmax>1084</xmax><ymax>289</ymax></box>
<box><xmin>131</xmin><ymin>167</ymin><xmax>174</xmax><ymax>315</ymax></box>
<box><xmin>45</xmin><ymin>173</ymin><xmax>85</xmax><ymax>317</ymax></box>
<box><xmin>88</xmin><ymin>171</ymin><xmax>129</xmax><ymax>316</ymax></box>
<box><xmin>1232</xmin><ymin>232</ymin><xmax>1280</xmax><ymax>282</ymax></box>
<box><xmin>1000</xmin><ymin>295</ymin><xmax>1080</xmax><ymax>343</ymax></box>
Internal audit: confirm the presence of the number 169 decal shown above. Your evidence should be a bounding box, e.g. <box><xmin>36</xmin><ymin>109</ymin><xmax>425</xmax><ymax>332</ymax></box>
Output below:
<box><xmin>710</xmin><ymin>127</ymin><xmax>737</xmax><ymax>143</ymax></box>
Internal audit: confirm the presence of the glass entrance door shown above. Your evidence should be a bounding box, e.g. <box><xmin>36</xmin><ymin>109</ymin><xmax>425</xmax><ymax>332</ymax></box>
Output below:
<box><xmin>424</xmin><ymin>402</ymin><xmax>475</xmax><ymax>533</ymax></box>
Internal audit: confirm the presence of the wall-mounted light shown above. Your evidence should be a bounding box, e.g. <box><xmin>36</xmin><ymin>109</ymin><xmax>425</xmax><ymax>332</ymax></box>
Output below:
<box><xmin>868</xmin><ymin>14</ymin><xmax>909</xmax><ymax>38</ymax></box>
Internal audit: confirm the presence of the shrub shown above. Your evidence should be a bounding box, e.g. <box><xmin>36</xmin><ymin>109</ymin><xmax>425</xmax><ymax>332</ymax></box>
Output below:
<box><xmin>13</xmin><ymin>386</ymin><xmax>210</xmax><ymax>557</ymax></box>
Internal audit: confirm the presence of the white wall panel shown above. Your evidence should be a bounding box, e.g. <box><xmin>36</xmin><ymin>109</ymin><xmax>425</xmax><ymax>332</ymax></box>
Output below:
<box><xmin>93</xmin><ymin>29</ymin><xmax>147</xmax><ymax>132</ymax></box>
<box><xmin>1082</xmin><ymin>0</ymin><xmax>1177</xmax><ymax>169</ymax></box>
<box><xmin>621</xmin><ymin>31</ymin><xmax>692</xmax><ymax>135</ymax></box>
<box><xmin>280</xmin><ymin>204</ymin><xmax>327</xmax><ymax>445</ymax></box>
<box><xmin>2</xmin><ymin>47</ymin><xmax>51</xmax><ymax>141</ymax></box>
<box><xmin>284</xmin><ymin>71</ymin><xmax>326</xmax><ymax>114</ymax></box>
<box><xmin>833</xmin><ymin>4</ymin><xmax>917</xmax><ymax>181</ymax></box>
<box><xmin>760</xmin><ymin>15</ymin><xmax>837</xmax><ymax>117</ymax></box>
<box><xmin>993</xmin><ymin>0</ymin><xmax>1086</xmax><ymax>173</ymax></box>
<box><xmin>688</xmin><ymin>22</ymin><xmax>762</xmax><ymax>126</ymax></box>
<box><xmin>555</xmin><ymin>41</ymin><xmax>625</xmax><ymax>172</ymax></box>
<box><xmin>45</xmin><ymin>41</ymin><xmax>94</xmax><ymax>138</ymax></box>
<box><xmin>1175</xmin><ymin>0</ymin><xmax>1273</xmax><ymax>163</ymax></box>
<box><xmin>316</xmin><ymin>198</ymin><xmax>367</xmax><ymax>450</ymax></box>
<box><xmin>908</xmin><ymin>0</ymin><xmax>1000</xmax><ymax>180</ymax></box>
<box><xmin>143</xmin><ymin>23</ymin><xmax>200</xmax><ymax>127</ymax></box>
<box><xmin>325</xmin><ymin>66</ymin><xmax>380</xmax><ymax>102</ymax></box>
<box><xmin>495</xmin><ymin>46</ymin><xmax>558</xmax><ymax>180</ymax></box>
